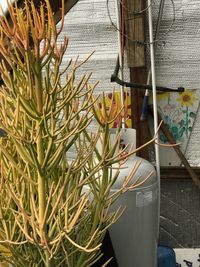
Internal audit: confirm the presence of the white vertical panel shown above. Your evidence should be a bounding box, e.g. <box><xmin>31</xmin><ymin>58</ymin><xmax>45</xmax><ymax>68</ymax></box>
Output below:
<box><xmin>57</xmin><ymin>0</ymin><xmax>127</xmax><ymax>94</ymax></box>
<box><xmin>146</xmin><ymin>0</ymin><xmax>200</xmax><ymax>166</ymax></box>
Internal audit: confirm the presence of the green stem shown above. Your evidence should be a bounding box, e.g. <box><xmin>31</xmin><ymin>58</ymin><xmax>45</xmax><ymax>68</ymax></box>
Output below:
<box><xmin>35</xmin><ymin>61</ymin><xmax>45</xmax><ymax>226</ymax></box>
<box><xmin>101</xmin><ymin>124</ymin><xmax>109</xmax><ymax>194</ymax></box>
<box><xmin>76</xmin><ymin>125</ymin><xmax>110</xmax><ymax>267</ymax></box>
<box><xmin>90</xmin><ymin>125</ymin><xmax>109</xmax><ymax>233</ymax></box>
<box><xmin>35</xmin><ymin>58</ymin><xmax>52</xmax><ymax>265</ymax></box>
<box><xmin>45</xmin><ymin>255</ymin><xmax>55</xmax><ymax>267</ymax></box>
<box><xmin>186</xmin><ymin>106</ymin><xmax>189</xmax><ymax>137</ymax></box>
<box><xmin>25</xmin><ymin>51</ymin><xmax>34</xmax><ymax>99</ymax></box>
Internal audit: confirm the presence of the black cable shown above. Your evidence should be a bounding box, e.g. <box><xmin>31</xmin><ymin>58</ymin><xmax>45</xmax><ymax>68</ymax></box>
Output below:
<box><xmin>111</xmin><ymin>57</ymin><xmax>184</xmax><ymax>93</ymax></box>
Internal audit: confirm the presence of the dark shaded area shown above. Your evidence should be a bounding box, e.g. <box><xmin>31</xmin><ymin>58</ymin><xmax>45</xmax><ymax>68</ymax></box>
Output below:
<box><xmin>160</xmin><ymin>179</ymin><xmax>200</xmax><ymax>248</ymax></box>
<box><xmin>94</xmin><ymin>232</ymin><xmax>118</xmax><ymax>267</ymax></box>
<box><xmin>0</xmin><ymin>129</ymin><xmax>6</xmax><ymax>137</ymax></box>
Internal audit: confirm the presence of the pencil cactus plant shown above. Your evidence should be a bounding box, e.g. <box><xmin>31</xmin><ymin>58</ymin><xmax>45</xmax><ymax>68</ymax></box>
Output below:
<box><xmin>0</xmin><ymin>1</ymin><xmax>154</xmax><ymax>266</ymax></box>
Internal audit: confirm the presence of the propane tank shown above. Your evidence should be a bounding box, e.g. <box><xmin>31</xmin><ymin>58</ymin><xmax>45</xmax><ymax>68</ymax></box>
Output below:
<box><xmin>109</xmin><ymin>155</ymin><xmax>158</xmax><ymax>267</ymax></box>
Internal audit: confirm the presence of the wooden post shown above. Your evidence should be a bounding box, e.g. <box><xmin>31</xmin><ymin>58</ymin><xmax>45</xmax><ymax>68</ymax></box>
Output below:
<box><xmin>125</xmin><ymin>0</ymin><xmax>145</xmax><ymax>68</ymax></box>
<box><xmin>130</xmin><ymin>68</ymin><xmax>150</xmax><ymax>160</ymax></box>
<box><xmin>124</xmin><ymin>0</ymin><xmax>150</xmax><ymax>159</ymax></box>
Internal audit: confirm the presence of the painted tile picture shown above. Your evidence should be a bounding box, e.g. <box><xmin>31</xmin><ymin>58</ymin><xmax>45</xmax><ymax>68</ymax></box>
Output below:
<box><xmin>157</xmin><ymin>90</ymin><xmax>199</xmax><ymax>153</ymax></box>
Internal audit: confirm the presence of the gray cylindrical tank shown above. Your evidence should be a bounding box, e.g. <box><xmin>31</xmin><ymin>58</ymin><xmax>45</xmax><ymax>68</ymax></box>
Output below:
<box><xmin>109</xmin><ymin>155</ymin><xmax>158</xmax><ymax>267</ymax></box>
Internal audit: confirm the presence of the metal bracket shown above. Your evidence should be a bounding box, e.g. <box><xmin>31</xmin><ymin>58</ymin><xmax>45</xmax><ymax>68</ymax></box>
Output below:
<box><xmin>111</xmin><ymin>57</ymin><xmax>185</xmax><ymax>93</ymax></box>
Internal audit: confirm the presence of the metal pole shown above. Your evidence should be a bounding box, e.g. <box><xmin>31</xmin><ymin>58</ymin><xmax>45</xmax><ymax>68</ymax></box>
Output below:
<box><xmin>147</xmin><ymin>0</ymin><xmax>165</xmax><ymax>85</ymax></box>
<box><xmin>147</xmin><ymin>0</ymin><xmax>161</xmax><ymax>238</ymax></box>
<box><xmin>141</xmin><ymin>0</ymin><xmax>166</xmax><ymax>120</ymax></box>
<box><xmin>115</xmin><ymin>0</ymin><xmax>126</xmax><ymax>129</ymax></box>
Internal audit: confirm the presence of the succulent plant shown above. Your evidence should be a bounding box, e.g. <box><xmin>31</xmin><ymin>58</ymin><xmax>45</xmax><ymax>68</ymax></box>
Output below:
<box><xmin>0</xmin><ymin>1</ymin><xmax>154</xmax><ymax>266</ymax></box>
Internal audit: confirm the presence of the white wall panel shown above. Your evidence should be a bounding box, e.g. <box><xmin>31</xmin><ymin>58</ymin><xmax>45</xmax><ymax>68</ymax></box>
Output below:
<box><xmin>57</xmin><ymin>0</ymin><xmax>123</xmax><ymax>94</ymax></box>
<box><xmin>147</xmin><ymin>0</ymin><xmax>200</xmax><ymax>166</ymax></box>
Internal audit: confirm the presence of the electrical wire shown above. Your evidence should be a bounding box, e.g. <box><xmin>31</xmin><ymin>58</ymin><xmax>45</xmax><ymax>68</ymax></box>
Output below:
<box><xmin>106</xmin><ymin>0</ymin><xmax>176</xmax><ymax>47</ymax></box>
<box><xmin>118</xmin><ymin>0</ymin><xmax>155</xmax><ymax>16</ymax></box>
<box><xmin>115</xmin><ymin>0</ymin><xmax>126</xmax><ymax>129</ymax></box>
<box><xmin>141</xmin><ymin>0</ymin><xmax>166</xmax><ymax>121</ymax></box>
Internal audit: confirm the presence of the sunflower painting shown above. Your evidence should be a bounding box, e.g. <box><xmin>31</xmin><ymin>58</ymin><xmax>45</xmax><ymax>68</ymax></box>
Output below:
<box><xmin>177</xmin><ymin>91</ymin><xmax>197</xmax><ymax>107</ymax></box>
<box><xmin>157</xmin><ymin>90</ymin><xmax>199</xmax><ymax>153</ymax></box>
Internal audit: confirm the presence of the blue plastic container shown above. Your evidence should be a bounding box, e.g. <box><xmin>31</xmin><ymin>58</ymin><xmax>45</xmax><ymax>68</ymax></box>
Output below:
<box><xmin>158</xmin><ymin>245</ymin><xmax>176</xmax><ymax>267</ymax></box>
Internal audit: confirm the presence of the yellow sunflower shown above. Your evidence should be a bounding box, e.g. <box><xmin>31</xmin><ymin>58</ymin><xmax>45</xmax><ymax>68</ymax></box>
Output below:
<box><xmin>177</xmin><ymin>90</ymin><xmax>197</xmax><ymax>107</ymax></box>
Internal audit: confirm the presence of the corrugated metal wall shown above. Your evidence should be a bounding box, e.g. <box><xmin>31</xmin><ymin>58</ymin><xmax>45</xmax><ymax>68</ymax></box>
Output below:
<box><xmin>57</xmin><ymin>0</ymin><xmax>121</xmax><ymax>94</ymax></box>
<box><xmin>150</xmin><ymin>0</ymin><xmax>200</xmax><ymax>89</ymax></box>
<box><xmin>148</xmin><ymin>0</ymin><xmax>200</xmax><ymax>166</ymax></box>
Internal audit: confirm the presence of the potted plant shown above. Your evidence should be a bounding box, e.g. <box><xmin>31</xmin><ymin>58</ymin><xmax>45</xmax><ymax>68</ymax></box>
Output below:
<box><xmin>0</xmin><ymin>1</ymin><xmax>154</xmax><ymax>266</ymax></box>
